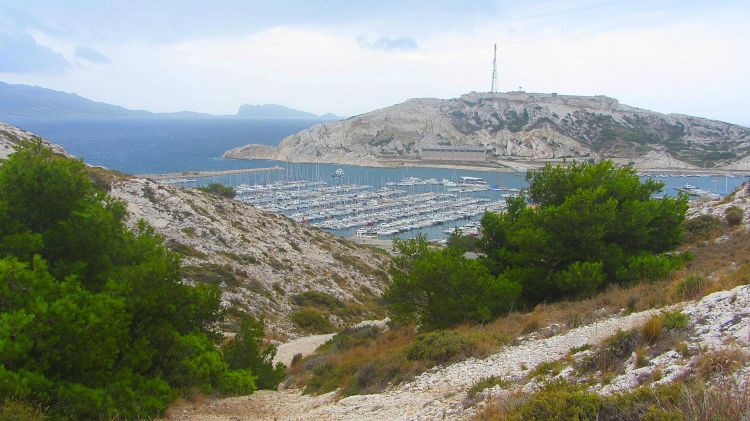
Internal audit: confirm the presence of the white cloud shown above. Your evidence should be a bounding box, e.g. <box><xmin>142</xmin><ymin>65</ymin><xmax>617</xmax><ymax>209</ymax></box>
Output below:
<box><xmin>3</xmin><ymin>10</ymin><xmax>748</xmax><ymax>124</ymax></box>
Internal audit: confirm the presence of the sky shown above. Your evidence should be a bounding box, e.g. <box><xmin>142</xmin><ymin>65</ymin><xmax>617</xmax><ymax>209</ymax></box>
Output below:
<box><xmin>0</xmin><ymin>0</ymin><xmax>748</xmax><ymax>124</ymax></box>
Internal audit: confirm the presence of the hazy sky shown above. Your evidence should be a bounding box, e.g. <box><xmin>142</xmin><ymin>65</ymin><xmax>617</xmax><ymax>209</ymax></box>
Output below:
<box><xmin>0</xmin><ymin>1</ymin><xmax>748</xmax><ymax>123</ymax></box>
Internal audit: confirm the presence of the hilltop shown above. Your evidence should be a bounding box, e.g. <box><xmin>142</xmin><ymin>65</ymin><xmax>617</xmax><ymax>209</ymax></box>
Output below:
<box><xmin>0</xmin><ymin>81</ymin><xmax>343</xmax><ymax>120</ymax></box>
<box><xmin>224</xmin><ymin>92</ymin><xmax>750</xmax><ymax>172</ymax></box>
<box><xmin>0</xmin><ymin>122</ymin><xmax>389</xmax><ymax>338</ymax></box>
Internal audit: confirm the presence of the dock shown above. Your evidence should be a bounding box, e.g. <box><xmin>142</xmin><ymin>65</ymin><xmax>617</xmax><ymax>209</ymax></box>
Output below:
<box><xmin>137</xmin><ymin>166</ymin><xmax>284</xmax><ymax>181</ymax></box>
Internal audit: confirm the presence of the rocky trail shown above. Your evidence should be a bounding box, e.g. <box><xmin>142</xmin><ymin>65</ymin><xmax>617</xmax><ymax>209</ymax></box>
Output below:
<box><xmin>170</xmin><ymin>284</ymin><xmax>750</xmax><ymax>420</ymax></box>
<box><xmin>169</xmin><ymin>304</ymin><xmax>673</xmax><ymax>420</ymax></box>
<box><xmin>273</xmin><ymin>334</ymin><xmax>335</xmax><ymax>367</ymax></box>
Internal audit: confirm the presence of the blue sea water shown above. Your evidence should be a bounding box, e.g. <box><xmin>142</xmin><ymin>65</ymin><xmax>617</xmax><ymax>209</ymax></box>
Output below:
<box><xmin>4</xmin><ymin>116</ymin><xmax>746</xmax><ymax>239</ymax></box>
<box><xmin>3</xmin><ymin>116</ymin><xmax>326</xmax><ymax>174</ymax></box>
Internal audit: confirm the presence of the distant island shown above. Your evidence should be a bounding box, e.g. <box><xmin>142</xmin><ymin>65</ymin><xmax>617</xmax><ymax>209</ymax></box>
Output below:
<box><xmin>237</xmin><ymin>103</ymin><xmax>343</xmax><ymax>120</ymax></box>
<box><xmin>0</xmin><ymin>81</ymin><xmax>343</xmax><ymax>120</ymax></box>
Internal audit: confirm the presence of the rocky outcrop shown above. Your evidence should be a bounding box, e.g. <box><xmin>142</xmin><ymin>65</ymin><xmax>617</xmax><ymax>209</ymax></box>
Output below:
<box><xmin>0</xmin><ymin>122</ymin><xmax>68</xmax><ymax>159</ymax></box>
<box><xmin>225</xmin><ymin>92</ymin><xmax>750</xmax><ymax>170</ymax></box>
<box><xmin>687</xmin><ymin>181</ymin><xmax>750</xmax><ymax>227</ymax></box>
<box><xmin>224</xmin><ymin>144</ymin><xmax>279</xmax><ymax>160</ymax></box>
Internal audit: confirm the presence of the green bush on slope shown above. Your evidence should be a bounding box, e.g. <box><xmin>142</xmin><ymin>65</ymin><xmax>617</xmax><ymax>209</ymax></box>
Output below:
<box><xmin>0</xmin><ymin>141</ymin><xmax>263</xmax><ymax>419</ymax></box>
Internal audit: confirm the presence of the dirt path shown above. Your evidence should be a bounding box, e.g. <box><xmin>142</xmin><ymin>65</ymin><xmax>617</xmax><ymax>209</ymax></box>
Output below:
<box><xmin>170</xmin><ymin>307</ymin><xmax>666</xmax><ymax>421</ymax></box>
<box><xmin>273</xmin><ymin>333</ymin><xmax>335</xmax><ymax>366</ymax></box>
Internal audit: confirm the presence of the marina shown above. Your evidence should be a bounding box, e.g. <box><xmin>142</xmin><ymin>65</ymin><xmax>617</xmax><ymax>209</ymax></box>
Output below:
<box><xmin>153</xmin><ymin>160</ymin><xmax>749</xmax><ymax>240</ymax></box>
<box><xmin>233</xmin><ymin>175</ymin><xmax>508</xmax><ymax>239</ymax></box>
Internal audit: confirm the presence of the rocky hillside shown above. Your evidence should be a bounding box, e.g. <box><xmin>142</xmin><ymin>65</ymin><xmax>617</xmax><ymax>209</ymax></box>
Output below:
<box><xmin>110</xmin><ymin>179</ymin><xmax>389</xmax><ymax>338</ymax></box>
<box><xmin>225</xmin><ymin>92</ymin><xmax>750</xmax><ymax>170</ymax></box>
<box><xmin>0</xmin><ymin>122</ymin><xmax>390</xmax><ymax>338</ymax></box>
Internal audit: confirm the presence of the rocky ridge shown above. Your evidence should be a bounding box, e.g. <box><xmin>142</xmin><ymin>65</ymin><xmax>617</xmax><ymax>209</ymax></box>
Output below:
<box><xmin>224</xmin><ymin>92</ymin><xmax>750</xmax><ymax>171</ymax></box>
<box><xmin>0</xmin><ymin>122</ymin><xmax>68</xmax><ymax>159</ymax></box>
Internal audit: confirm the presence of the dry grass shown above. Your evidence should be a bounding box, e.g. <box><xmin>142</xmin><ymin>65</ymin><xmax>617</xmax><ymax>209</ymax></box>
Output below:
<box><xmin>474</xmin><ymin>374</ymin><xmax>750</xmax><ymax>421</ymax></box>
<box><xmin>693</xmin><ymin>347</ymin><xmax>749</xmax><ymax>378</ymax></box>
<box><xmin>680</xmin><ymin>377</ymin><xmax>750</xmax><ymax>421</ymax></box>
<box><xmin>641</xmin><ymin>316</ymin><xmax>663</xmax><ymax>345</ymax></box>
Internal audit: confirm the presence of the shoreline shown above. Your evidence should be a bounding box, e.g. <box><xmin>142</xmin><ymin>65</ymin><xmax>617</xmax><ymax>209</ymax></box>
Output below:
<box><xmin>223</xmin><ymin>155</ymin><xmax>750</xmax><ymax>177</ymax></box>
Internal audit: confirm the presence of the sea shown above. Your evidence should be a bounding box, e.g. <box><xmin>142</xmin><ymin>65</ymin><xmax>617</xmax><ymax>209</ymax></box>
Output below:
<box><xmin>5</xmin><ymin>116</ymin><xmax>747</xmax><ymax>240</ymax></box>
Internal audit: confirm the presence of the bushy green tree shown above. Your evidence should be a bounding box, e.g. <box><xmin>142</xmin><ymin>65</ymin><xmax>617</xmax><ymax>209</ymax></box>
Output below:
<box><xmin>223</xmin><ymin>316</ymin><xmax>286</xmax><ymax>390</ymax></box>
<box><xmin>198</xmin><ymin>183</ymin><xmax>236</xmax><ymax>199</ymax></box>
<box><xmin>482</xmin><ymin>161</ymin><xmax>688</xmax><ymax>304</ymax></box>
<box><xmin>0</xmin><ymin>141</ymin><xmax>257</xmax><ymax>419</ymax></box>
<box><xmin>384</xmin><ymin>236</ymin><xmax>521</xmax><ymax>330</ymax></box>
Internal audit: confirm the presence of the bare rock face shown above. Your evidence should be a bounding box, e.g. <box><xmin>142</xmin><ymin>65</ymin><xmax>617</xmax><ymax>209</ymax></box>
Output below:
<box><xmin>224</xmin><ymin>92</ymin><xmax>750</xmax><ymax>170</ymax></box>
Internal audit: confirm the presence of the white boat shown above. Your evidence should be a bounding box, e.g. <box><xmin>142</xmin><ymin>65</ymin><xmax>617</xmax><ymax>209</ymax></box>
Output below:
<box><xmin>355</xmin><ymin>228</ymin><xmax>378</xmax><ymax>238</ymax></box>
<box><xmin>332</xmin><ymin>168</ymin><xmax>345</xmax><ymax>178</ymax></box>
<box><xmin>459</xmin><ymin>176</ymin><xmax>487</xmax><ymax>185</ymax></box>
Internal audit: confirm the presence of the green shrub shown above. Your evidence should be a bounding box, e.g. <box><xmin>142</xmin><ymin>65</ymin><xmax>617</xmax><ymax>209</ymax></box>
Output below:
<box><xmin>510</xmin><ymin>382</ymin><xmax>601</xmax><ymax>421</ymax></box>
<box><xmin>578</xmin><ymin>329</ymin><xmax>640</xmax><ymax>374</ymax></box>
<box><xmin>197</xmin><ymin>183</ymin><xmax>236</xmax><ymax>198</ymax></box>
<box><xmin>682</xmin><ymin>214</ymin><xmax>721</xmax><ymax>242</ymax></box>
<box><xmin>616</xmin><ymin>254</ymin><xmax>684</xmax><ymax>285</ymax></box>
<box><xmin>725</xmin><ymin>206</ymin><xmax>744</xmax><ymax>227</ymax></box>
<box><xmin>385</xmin><ymin>237</ymin><xmax>521</xmax><ymax>330</ymax></box>
<box><xmin>468</xmin><ymin>376</ymin><xmax>510</xmax><ymax>398</ymax></box>
<box><xmin>530</xmin><ymin>360</ymin><xmax>565</xmax><ymax>378</ymax></box>
<box><xmin>318</xmin><ymin>325</ymin><xmax>381</xmax><ymax>353</ymax></box>
<box><xmin>219</xmin><ymin>369</ymin><xmax>257</xmax><ymax>395</ymax></box>
<box><xmin>482</xmin><ymin>160</ymin><xmax>687</xmax><ymax>305</ymax></box>
<box><xmin>292</xmin><ymin>291</ymin><xmax>345</xmax><ymax>312</ymax></box>
<box><xmin>677</xmin><ymin>274</ymin><xmax>705</xmax><ymax>299</ymax></box>
<box><xmin>661</xmin><ymin>311</ymin><xmax>689</xmax><ymax>330</ymax></box>
<box><xmin>570</xmin><ymin>344</ymin><xmax>592</xmax><ymax>354</ymax></box>
<box><xmin>223</xmin><ymin>316</ymin><xmax>286</xmax><ymax>390</ymax></box>
<box><xmin>0</xmin><ymin>142</ymin><xmax>261</xmax><ymax>419</ymax></box>
<box><xmin>291</xmin><ymin>308</ymin><xmax>334</xmax><ymax>333</ymax></box>
<box><xmin>403</xmin><ymin>330</ymin><xmax>474</xmax><ymax>363</ymax></box>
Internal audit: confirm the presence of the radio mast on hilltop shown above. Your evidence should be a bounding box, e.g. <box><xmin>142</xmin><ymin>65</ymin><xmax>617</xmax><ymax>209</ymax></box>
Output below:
<box><xmin>490</xmin><ymin>43</ymin><xmax>498</xmax><ymax>93</ymax></box>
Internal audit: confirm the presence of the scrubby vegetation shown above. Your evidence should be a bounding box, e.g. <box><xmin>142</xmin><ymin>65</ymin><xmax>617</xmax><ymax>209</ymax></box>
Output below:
<box><xmin>476</xmin><ymin>368</ymin><xmax>750</xmax><ymax>421</ymax></box>
<box><xmin>291</xmin><ymin>308</ymin><xmax>334</xmax><ymax>333</ymax></box>
<box><xmin>0</xmin><ymin>141</ymin><xmax>279</xmax><ymax>419</ymax></box>
<box><xmin>725</xmin><ymin>205</ymin><xmax>744</xmax><ymax>227</ymax></box>
<box><xmin>197</xmin><ymin>182</ymin><xmax>236</xmax><ymax>198</ymax></box>
<box><xmin>682</xmin><ymin>214</ymin><xmax>722</xmax><ymax>243</ymax></box>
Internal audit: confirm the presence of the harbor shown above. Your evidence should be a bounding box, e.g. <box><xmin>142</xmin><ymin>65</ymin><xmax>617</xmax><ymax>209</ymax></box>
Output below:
<box><xmin>153</xmin><ymin>160</ymin><xmax>749</xmax><ymax>240</ymax></box>
<box><xmin>233</xmin><ymin>175</ymin><xmax>511</xmax><ymax>240</ymax></box>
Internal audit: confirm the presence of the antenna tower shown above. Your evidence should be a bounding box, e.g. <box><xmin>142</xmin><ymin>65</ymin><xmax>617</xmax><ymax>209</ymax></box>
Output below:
<box><xmin>490</xmin><ymin>43</ymin><xmax>498</xmax><ymax>93</ymax></box>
